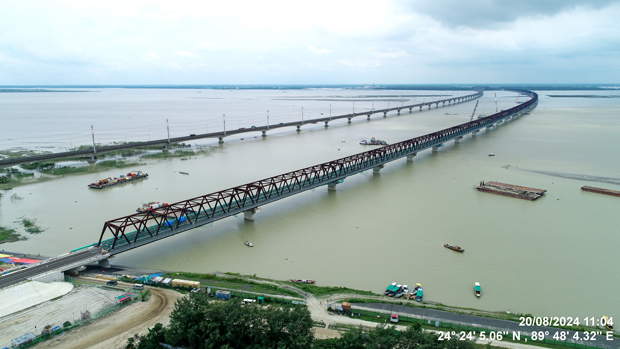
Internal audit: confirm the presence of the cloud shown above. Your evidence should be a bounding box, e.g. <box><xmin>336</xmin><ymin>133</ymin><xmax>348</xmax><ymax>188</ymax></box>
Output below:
<box><xmin>404</xmin><ymin>0</ymin><xmax>618</xmax><ymax>29</ymax></box>
<box><xmin>168</xmin><ymin>61</ymin><xmax>181</xmax><ymax>69</ymax></box>
<box><xmin>143</xmin><ymin>51</ymin><xmax>159</xmax><ymax>60</ymax></box>
<box><xmin>308</xmin><ymin>45</ymin><xmax>331</xmax><ymax>54</ymax></box>
<box><xmin>176</xmin><ymin>50</ymin><xmax>197</xmax><ymax>58</ymax></box>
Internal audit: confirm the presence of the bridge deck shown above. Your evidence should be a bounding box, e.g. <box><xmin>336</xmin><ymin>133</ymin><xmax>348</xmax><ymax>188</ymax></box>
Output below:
<box><xmin>0</xmin><ymin>92</ymin><xmax>481</xmax><ymax>167</ymax></box>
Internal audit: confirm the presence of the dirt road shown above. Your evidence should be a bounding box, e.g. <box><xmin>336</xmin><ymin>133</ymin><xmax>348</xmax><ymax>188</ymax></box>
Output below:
<box><xmin>35</xmin><ymin>287</ymin><xmax>182</xmax><ymax>349</ymax></box>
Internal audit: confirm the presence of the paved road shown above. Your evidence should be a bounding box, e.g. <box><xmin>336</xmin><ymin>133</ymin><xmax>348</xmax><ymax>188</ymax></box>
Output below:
<box><xmin>353</xmin><ymin>303</ymin><xmax>617</xmax><ymax>349</ymax></box>
<box><xmin>0</xmin><ymin>248</ymin><xmax>102</xmax><ymax>289</ymax></box>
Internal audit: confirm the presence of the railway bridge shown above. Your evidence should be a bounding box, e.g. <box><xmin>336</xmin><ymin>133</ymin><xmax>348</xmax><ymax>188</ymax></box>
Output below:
<box><xmin>0</xmin><ymin>90</ymin><xmax>538</xmax><ymax>289</ymax></box>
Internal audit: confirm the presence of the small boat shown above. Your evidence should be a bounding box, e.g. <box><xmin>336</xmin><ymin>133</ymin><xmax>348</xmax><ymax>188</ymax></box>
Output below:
<box><xmin>395</xmin><ymin>285</ymin><xmax>408</xmax><ymax>298</ymax></box>
<box><xmin>179</xmin><ymin>171</ymin><xmax>189</xmax><ymax>175</ymax></box>
<box><xmin>289</xmin><ymin>279</ymin><xmax>316</xmax><ymax>284</ymax></box>
<box><xmin>244</xmin><ymin>241</ymin><xmax>254</xmax><ymax>247</ymax></box>
<box><xmin>384</xmin><ymin>282</ymin><xmax>397</xmax><ymax>295</ymax></box>
<box><xmin>444</xmin><ymin>244</ymin><xmax>464</xmax><ymax>252</ymax></box>
<box><xmin>488</xmin><ymin>153</ymin><xmax>495</xmax><ymax>156</ymax></box>
<box><xmin>388</xmin><ymin>284</ymin><xmax>402</xmax><ymax>297</ymax></box>
<box><xmin>415</xmin><ymin>288</ymin><xmax>423</xmax><ymax>302</ymax></box>
<box><xmin>409</xmin><ymin>283</ymin><xmax>421</xmax><ymax>299</ymax></box>
<box><xmin>603</xmin><ymin>316</ymin><xmax>613</xmax><ymax>331</ymax></box>
<box><xmin>474</xmin><ymin>282</ymin><xmax>481</xmax><ymax>297</ymax></box>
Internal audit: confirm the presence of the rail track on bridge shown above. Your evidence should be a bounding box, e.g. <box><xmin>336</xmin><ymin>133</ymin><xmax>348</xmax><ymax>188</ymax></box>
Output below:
<box><xmin>95</xmin><ymin>90</ymin><xmax>537</xmax><ymax>253</ymax></box>
<box><xmin>0</xmin><ymin>91</ymin><xmax>481</xmax><ymax>168</ymax></box>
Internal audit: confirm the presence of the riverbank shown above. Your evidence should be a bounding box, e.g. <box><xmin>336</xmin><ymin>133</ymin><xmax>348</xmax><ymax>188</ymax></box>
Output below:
<box><xmin>0</xmin><ymin>143</ymin><xmax>211</xmax><ymax>190</ymax></box>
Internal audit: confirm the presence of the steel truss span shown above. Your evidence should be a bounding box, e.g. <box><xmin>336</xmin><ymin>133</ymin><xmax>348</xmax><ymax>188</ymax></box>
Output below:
<box><xmin>97</xmin><ymin>90</ymin><xmax>537</xmax><ymax>253</ymax></box>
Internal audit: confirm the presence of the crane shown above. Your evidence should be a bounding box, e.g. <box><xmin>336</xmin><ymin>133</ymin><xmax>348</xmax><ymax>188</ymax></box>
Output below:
<box><xmin>470</xmin><ymin>100</ymin><xmax>479</xmax><ymax>121</ymax></box>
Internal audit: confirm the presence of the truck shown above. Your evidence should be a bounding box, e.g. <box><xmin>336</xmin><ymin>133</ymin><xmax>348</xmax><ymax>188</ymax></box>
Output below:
<box><xmin>215</xmin><ymin>290</ymin><xmax>231</xmax><ymax>301</ymax></box>
<box><xmin>342</xmin><ymin>302</ymin><xmax>351</xmax><ymax>311</ymax></box>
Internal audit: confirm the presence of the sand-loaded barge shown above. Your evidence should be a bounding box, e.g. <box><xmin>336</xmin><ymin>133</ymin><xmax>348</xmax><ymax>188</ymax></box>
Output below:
<box><xmin>88</xmin><ymin>171</ymin><xmax>148</xmax><ymax>189</ymax></box>
<box><xmin>581</xmin><ymin>186</ymin><xmax>620</xmax><ymax>197</ymax></box>
<box><xmin>476</xmin><ymin>181</ymin><xmax>546</xmax><ymax>201</ymax></box>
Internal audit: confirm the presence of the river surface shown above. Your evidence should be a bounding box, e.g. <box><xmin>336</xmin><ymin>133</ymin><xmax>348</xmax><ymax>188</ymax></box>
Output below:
<box><xmin>1</xmin><ymin>88</ymin><xmax>619</xmax><ymax>320</ymax></box>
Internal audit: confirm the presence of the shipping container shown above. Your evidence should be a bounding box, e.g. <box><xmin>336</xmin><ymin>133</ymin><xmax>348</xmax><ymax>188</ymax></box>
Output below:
<box><xmin>215</xmin><ymin>290</ymin><xmax>231</xmax><ymax>300</ymax></box>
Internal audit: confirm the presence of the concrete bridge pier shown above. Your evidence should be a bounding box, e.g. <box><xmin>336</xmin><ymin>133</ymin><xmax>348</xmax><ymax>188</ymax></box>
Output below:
<box><xmin>325</xmin><ymin>121</ymin><xmax>329</xmax><ymax>128</ymax></box>
<box><xmin>472</xmin><ymin>130</ymin><xmax>479</xmax><ymax>137</ymax></box>
<box><xmin>367</xmin><ymin>115</ymin><xmax>371</xmax><ymax>121</ymax></box>
<box><xmin>87</xmin><ymin>157</ymin><xmax>97</xmax><ymax>164</ymax></box>
<box><xmin>406</xmin><ymin>153</ymin><xmax>417</xmax><ymax>162</ymax></box>
<box><xmin>486</xmin><ymin>125</ymin><xmax>493</xmax><ymax>130</ymax></box>
<box><xmin>348</xmin><ymin>118</ymin><xmax>352</xmax><ymax>123</ymax></box>
<box><xmin>262</xmin><ymin>131</ymin><xmax>267</xmax><ymax>137</ymax></box>
<box><xmin>98</xmin><ymin>259</ymin><xmax>111</xmax><ymax>268</ymax></box>
<box><xmin>442</xmin><ymin>102</ymin><xmax>445</xmax><ymax>106</ymax></box>
<box><xmin>383</xmin><ymin>112</ymin><xmax>387</xmax><ymax>118</ymax></box>
<box><xmin>218</xmin><ymin>137</ymin><xmax>224</xmax><ymax>144</ymax></box>
<box><xmin>432</xmin><ymin>145</ymin><xmax>443</xmax><ymax>152</ymax></box>
<box><xmin>162</xmin><ymin>145</ymin><xmax>170</xmax><ymax>153</ymax></box>
<box><xmin>328</xmin><ymin>182</ymin><xmax>338</xmax><ymax>191</ymax></box>
<box><xmin>409</xmin><ymin>107</ymin><xmax>412</xmax><ymax>113</ymax></box>
<box><xmin>454</xmin><ymin>136</ymin><xmax>463</xmax><ymax>143</ymax></box>
<box><xmin>373</xmin><ymin>164</ymin><xmax>385</xmax><ymax>174</ymax></box>
<box><xmin>296</xmin><ymin>126</ymin><xmax>301</xmax><ymax>132</ymax></box>
<box><xmin>428</xmin><ymin>105</ymin><xmax>431</xmax><ymax>110</ymax></box>
<box><xmin>419</xmin><ymin>106</ymin><xmax>422</xmax><ymax>111</ymax></box>
<box><xmin>244</xmin><ymin>207</ymin><xmax>259</xmax><ymax>221</ymax></box>
<box><xmin>435</xmin><ymin>103</ymin><xmax>439</xmax><ymax>108</ymax></box>
<box><xmin>397</xmin><ymin>109</ymin><xmax>401</xmax><ymax>115</ymax></box>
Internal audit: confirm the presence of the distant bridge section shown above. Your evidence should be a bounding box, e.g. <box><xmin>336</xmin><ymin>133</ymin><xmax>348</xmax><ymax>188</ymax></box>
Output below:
<box><xmin>0</xmin><ymin>91</ymin><xmax>482</xmax><ymax>168</ymax></box>
<box><xmin>96</xmin><ymin>90</ymin><xmax>537</xmax><ymax>254</ymax></box>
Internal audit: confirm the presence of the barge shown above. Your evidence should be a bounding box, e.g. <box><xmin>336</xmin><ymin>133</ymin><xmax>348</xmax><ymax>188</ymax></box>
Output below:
<box><xmin>476</xmin><ymin>181</ymin><xmax>546</xmax><ymax>201</ymax></box>
<box><xmin>444</xmin><ymin>244</ymin><xmax>464</xmax><ymax>252</ymax></box>
<box><xmin>290</xmin><ymin>279</ymin><xmax>315</xmax><ymax>284</ymax></box>
<box><xmin>581</xmin><ymin>186</ymin><xmax>620</xmax><ymax>198</ymax></box>
<box><xmin>89</xmin><ymin>171</ymin><xmax>148</xmax><ymax>189</ymax></box>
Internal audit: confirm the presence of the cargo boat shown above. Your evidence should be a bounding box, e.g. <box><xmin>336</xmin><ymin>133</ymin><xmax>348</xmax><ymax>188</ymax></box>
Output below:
<box><xmin>244</xmin><ymin>241</ymin><xmax>254</xmax><ymax>247</ymax></box>
<box><xmin>581</xmin><ymin>186</ymin><xmax>620</xmax><ymax>198</ymax></box>
<box><xmin>444</xmin><ymin>244</ymin><xmax>464</xmax><ymax>252</ymax></box>
<box><xmin>89</xmin><ymin>171</ymin><xmax>148</xmax><ymax>189</ymax></box>
<box><xmin>179</xmin><ymin>171</ymin><xmax>189</xmax><ymax>175</ymax></box>
<box><xmin>360</xmin><ymin>137</ymin><xmax>388</xmax><ymax>145</ymax></box>
<box><xmin>476</xmin><ymin>181</ymin><xmax>546</xmax><ymax>200</ymax></box>
<box><xmin>136</xmin><ymin>202</ymin><xmax>168</xmax><ymax>213</ymax></box>
<box><xmin>289</xmin><ymin>279</ymin><xmax>315</xmax><ymax>284</ymax></box>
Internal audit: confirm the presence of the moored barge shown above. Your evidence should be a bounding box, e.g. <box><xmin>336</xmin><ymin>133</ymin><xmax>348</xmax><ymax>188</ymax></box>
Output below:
<box><xmin>476</xmin><ymin>181</ymin><xmax>546</xmax><ymax>201</ymax></box>
<box><xmin>581</xmin><ymin>186</ymin><xmax>620</xmax><ymax>198</ymax></box>
<box><xmin>89</xmin><ymin>171</ymin><xmax>148</xmax><ymax>189</ymax></box>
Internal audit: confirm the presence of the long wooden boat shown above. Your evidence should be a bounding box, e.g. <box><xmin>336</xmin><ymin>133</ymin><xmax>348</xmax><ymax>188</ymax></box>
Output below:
<box><xmin>289</xmin><ymin>279</ymin><xmax>315</xmax><ymax>284</ymax></box>
<box><xmin>444</xmin><ymin>244</ymin><xmax>464</xmax><ymax>252</ymax></box>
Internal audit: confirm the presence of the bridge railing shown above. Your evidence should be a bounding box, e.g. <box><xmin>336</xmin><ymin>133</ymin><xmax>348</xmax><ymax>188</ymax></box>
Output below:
<box><xmin>98</xmin><ymin>90</ymin><xmax>537</xmax><ymax>251</ymax></box>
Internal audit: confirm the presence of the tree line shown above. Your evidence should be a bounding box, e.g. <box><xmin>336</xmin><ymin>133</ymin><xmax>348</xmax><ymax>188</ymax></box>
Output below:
<box><xmin>127</xmin><ymin>292</ymin><xmax>476</xmax><ymax>349</ymax></box>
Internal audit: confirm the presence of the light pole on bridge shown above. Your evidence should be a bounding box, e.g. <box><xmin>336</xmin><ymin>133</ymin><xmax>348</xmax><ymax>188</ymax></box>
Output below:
<box><xmin>267</xmin><ymin>110</ymin><xmax>269</xmax><ymax>129</ymax></box>
<box><xmin>223</xmin><ymin>113</ymin><xmax>226</xmax><ymax>135</ymax></box>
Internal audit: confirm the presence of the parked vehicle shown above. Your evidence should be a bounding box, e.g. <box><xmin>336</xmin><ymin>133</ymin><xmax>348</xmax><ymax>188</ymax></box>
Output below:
<box><xmin>106</xmin><ymin>280</ymin><xmax>118</xmax><ymax>286</ymax></box>
<box><xmin>133</xmin><ymin>284</ymin><xmax>144</xmax><ymax>290</ymax></box>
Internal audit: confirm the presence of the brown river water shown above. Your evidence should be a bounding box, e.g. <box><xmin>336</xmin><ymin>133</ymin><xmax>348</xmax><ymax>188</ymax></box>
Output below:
<box><xmin>1</xmin><ymin>88</ymin><xmax>618</xmax><ymax>319</ymax></box>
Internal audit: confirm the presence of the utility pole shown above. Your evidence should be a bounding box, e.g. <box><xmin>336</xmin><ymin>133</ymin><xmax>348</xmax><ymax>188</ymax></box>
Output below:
<box><xmin>91</xmin><ymin>125</ymin><xmax>96</xmax><ymax>153</ymax></box>
<box><xmin>353</xmin><ymin>102</ymin><xmax>355</xmax><ymax>114</ymax></box>
<box><xmin>267</xmin><ymin>110</ymin><xmax>269</xmax><ymax>129</ymax></box>
<box><xmin>329</xmin><ymin>104</ymin><xmax>332</xmax><ymax>120</ymax></box>
<box><xmin>166</xmin><ymin>119</ymin><xmax>170</xmax><ymax>144</ymax></box>
<box><xmin>302</xmin><ymin>107</ymin><xmax>304</xmax><ymax>124</ymax></box>
<box><xmin>223</xmin><ymin>114</ymin><xmax>226</xmax><ymax>135</ymax></box>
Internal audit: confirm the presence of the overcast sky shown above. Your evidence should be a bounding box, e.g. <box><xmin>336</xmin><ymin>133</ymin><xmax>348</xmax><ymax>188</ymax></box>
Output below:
<box><xmin>1</xmin><ymin>0</ymin><xmax>619</xmax><ymax>85</ymax></box>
